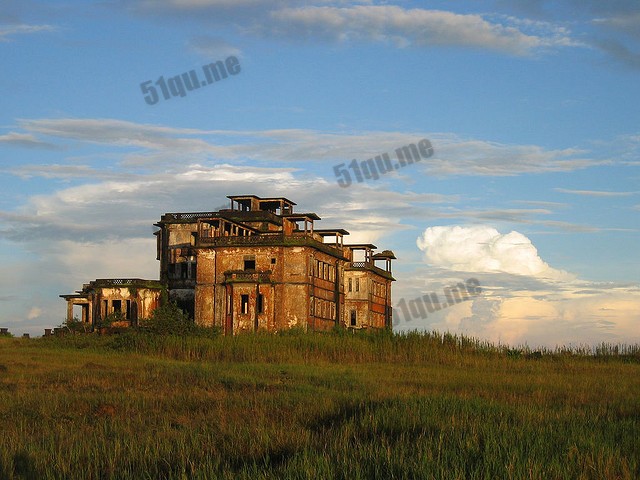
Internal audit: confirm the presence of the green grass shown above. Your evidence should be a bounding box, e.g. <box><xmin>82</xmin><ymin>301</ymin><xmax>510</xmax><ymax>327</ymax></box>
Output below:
<box><xmin>0</xmin><ymin>331</ymin><xmax>638</xmax><ymax>479</ymax></box>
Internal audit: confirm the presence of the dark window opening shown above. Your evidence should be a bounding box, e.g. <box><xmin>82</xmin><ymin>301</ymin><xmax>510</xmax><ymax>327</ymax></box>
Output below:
<box><xmin>350</xmin><ymin>310</ymin><xmax>357</xmax><ymax>327</ymax></box>
<box><xmin>257</xmin><ymin>294</ymin><xmax>264</xmax><ymax>314</ymax></box>
<box><xmin>125</xmin><ymin>300</ymin><xmax>132</xmax><ymax>320</ymax></box>
<box><xmin>112</xmin><ymin>300</ymin><xmax>122</xmax><ymax>313</ymax></box>
<box><xmin>241</xmin><ymin>294</ymin><xmax>249</xmax><ymax>314</ymax></box>
<box><xmin>176</xmin><ymin>299</ymin><xmax>195</xmax><ymax>320</ymax></box>
<box><xmin>348</xmin><ymin>278</ymin><xmax>352</xmax><ymax>292</ymax></box>
<box><xmin>356</xmin><ymin>278</ymin><xmax>360</xmax><ymax>292</ymax></box>
<box><xmin>244</xmin><ymin>259</ymin><xmax>256</xmax><ymax>271</ymax></box>
<box><xmin>271</xmin><ymin>258</ymin><xmax>276</xmax><ymax>265</ymax></box>
<box><xmin>181</xmin><ymin>262</ymin><xmax>188</xmax><ymax>279</ymax></box>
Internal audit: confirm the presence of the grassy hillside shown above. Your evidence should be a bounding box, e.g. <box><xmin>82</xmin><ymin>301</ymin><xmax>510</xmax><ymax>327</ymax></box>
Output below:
<box><xmin>0</xmin><ymin>331</ymin><xmax>638</xmax><ymax>479</ymax></box>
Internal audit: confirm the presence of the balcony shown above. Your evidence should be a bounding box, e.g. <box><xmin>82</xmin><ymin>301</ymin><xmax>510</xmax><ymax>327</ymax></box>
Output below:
<box><xmin>224</xmin><ymin>270</ymin><xmax>273</xmax><ymax>284</ymax></box>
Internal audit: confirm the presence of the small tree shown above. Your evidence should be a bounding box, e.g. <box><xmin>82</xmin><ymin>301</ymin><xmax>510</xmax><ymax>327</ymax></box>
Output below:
<box><xmin>58</xmin><ymin>316</ymin><xmax>89</xmax><ymax>334</ymax></box>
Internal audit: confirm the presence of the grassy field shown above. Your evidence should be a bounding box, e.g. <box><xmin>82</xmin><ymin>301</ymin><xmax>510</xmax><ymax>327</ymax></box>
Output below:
<box><xmin>0</xmin><ymin>330</ymin><xmax>638</xmax><ymax>479</ymax></box>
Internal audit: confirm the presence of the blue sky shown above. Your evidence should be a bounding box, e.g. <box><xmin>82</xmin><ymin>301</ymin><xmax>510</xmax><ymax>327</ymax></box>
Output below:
<box><xmin>0</xmin><ymin>0</ymin><xmax>638</xmax><ymax>346</ymax></box>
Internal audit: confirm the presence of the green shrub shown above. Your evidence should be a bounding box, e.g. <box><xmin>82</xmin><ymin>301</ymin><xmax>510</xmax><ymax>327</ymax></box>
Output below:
<box><xmin>57</xmin><ymin>316</ymin><xmax>90</xmax><ymax>334</ymax></box>
<box><xmin>137</xmin><ymin>303</ymin><xmax>220</xmax><ymax>338</ymax></box>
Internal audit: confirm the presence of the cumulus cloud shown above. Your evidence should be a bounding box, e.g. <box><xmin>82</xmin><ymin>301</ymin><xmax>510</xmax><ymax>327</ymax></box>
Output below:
<box><xmin>436</xmin><ymin>290</ymin><xmax>640</xmax><ymax>347</ymax></box>
<box><xmin>416</xmin><ymin>225</ymin><xmax>574</xmax><ymax>281</ymax></box>
<box><xmin>27</xmin><ymin>306</ymin><xmax>42</xmax><ymax>320</ymax></box>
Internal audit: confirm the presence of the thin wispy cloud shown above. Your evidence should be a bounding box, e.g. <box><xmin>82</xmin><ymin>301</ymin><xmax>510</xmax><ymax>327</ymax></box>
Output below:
<box><xmin>5</xmin><ymin>119</ymin><xmax>604</xmax><ymax>178</ymax></box>
<box><xmin>125</xmin><ymin>1</ymin><xmax>579</xmax><ymax>56</ymax></box>
<box><xmin>0</xmin><ymin>23</ymin><xmax>56</xmax><ymax>40</ymax></box>
<box><xmin>555</xmin><ymin>188</ymin><xmax>636</xmax><ymax>197</ymax></box>
<box><xmin>0</xmin><ymin>132</ymin><xmax>61</xmax><ymax>150</ymax></box>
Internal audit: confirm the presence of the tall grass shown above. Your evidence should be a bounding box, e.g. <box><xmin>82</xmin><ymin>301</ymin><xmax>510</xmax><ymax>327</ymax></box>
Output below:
<box><xmin>34</xmin><ymin>329</ymin><xmax>640</xmax><ymax>364</ymax></box>
<box><xmin>0</xmin><ymin>332</ymin><xmax>638</xmax><ymax>479</ymax></box>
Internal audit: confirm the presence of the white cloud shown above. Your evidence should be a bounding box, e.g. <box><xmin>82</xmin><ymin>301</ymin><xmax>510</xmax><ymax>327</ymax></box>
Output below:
<box><xmin>0</xmin><ymin>24</ymin><xmax>56</xmax><ymax>41</ymax></box>
<box><xmin>0</xmin><ymin>132</ymin><xmax>61</xmax><ymax>149</ymax></box>
<box><xmin>187</xmin><ymin>36</ymin><xmax>242</xmax><ymax>58</ymax></box>
<box><xmin>7</xmin><ymin>119</ymin><xmax>602</xmax><ymax>178</ymax></box>
<box><xmin>395</xmin><ymin>223</ymin><xmax>639</xmax><ymax>347</ymax></box>
<box><xmin>444</xmin><ymin>290</ymin><xmax>640</xmax><ymax>347</ymax></box>
<box><xmin>416</xmin><ymin>225</ymin><xmax>574</xmax><ymax>281</ymax></box>
<box><xmin>555</xmin><ymin>188</ymin><xmax>636</xmax><ymax>197</ymax></box>
<box><xmin>124</xmin><ymin>1</ymin><xmax>578</xmax><ymax>56</ymax></box>
<box><xmin>264</xmin><ymin>6</ymin><xmax>575</xmax><ymax>55</ymax></box>
<box><xmin>27</xmin><ymin>306</ymin><xmax>42</xmax><ymax>320</ymax></box>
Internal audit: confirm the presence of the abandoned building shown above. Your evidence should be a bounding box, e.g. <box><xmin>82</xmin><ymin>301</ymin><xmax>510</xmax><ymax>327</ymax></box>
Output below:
<box><xmin>60</xmin><ymin>279</ymin><xmax>163</xmax><ymax>327</ymax></box>
<box><xmin>61</xmin><ymin>195</ymin><xmax>396</xmax><ymax>334</ymax></box>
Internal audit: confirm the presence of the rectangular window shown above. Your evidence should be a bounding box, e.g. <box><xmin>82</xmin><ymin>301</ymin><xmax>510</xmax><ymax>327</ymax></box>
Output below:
<box><xmin>112</xmin><ymin>300</ymin><xmax>122</xmax><ymax>313</ymax></box>
<box><xmin>348</xmin><ymin>278</ymin><xmax>352</xmax><ymax>292</ymax></box>
<box><xmin>350</xmin><ymin>310</ymin><xmax>357</xmax><ymax>327</ymax></box>
<box><xmin>271</xmin><ymin>258</ymin><xmax>276</xmax><ymax>265</ymax></box>
<box><xmin>356</xmin><ymin>278</ymin><xmax>360</xmax><ymax>292</ymax></box>
<box><xmin>257</xmin><ymin>294</ymin><xmax>264</xmax><ymax>314</ymax></box>
<box><xmin>181</xmin><ymin>262</ymin><xmax>188</xmax><ymax>279</ymax></box>
<box><xmin>241</xmin><ymin>294</ymin><xmax>249</xmax><ymax>314</ymax></box>
<box><xmin>125</xmin><ymin>300</ymin><xmax>132</xmax><ymax>320</ymax></box>
<box><xmin>244</xmin><ymin>259</ymin><xmax>256</xmax><ymax>270</ymax></box>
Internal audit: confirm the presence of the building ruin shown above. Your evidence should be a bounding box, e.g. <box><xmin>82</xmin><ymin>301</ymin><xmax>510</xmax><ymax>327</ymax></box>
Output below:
<box><xmin>61</xmin><ymin>195</ymin><xmax>395</xmax><ymax>333</ymax></box>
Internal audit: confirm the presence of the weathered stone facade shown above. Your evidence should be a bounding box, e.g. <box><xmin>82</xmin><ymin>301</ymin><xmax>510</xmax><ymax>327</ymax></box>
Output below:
<box><xmin>155</xmin><ymin>195</ymin><xmax>395</xmax><ymax>333</ymax></box>
<box><xmin>60</xmin><ymin>279</ymin><xmax>163</xmax><ymax>328</ymax></box>
<box><xmin>61</xmin><ymin>195</ymin><xmax>395</xmax><ymax>333</ymax></box>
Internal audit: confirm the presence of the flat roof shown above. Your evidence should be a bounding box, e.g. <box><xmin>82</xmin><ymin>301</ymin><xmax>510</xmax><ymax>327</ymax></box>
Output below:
<box><xmin>227</xmin><ymin>195</ymin><xmax>297</xmax><ymax>206</ymax></box>
<box><xmin>373</xmin><ymin>250</ymin><xmax>396</xmax><ymax>259</ymax></box>
<box><xmin>315</xmin><ymin>229</ymin><xmax>350</xmax><ymax>236</ymax></box>
<box><xmin>283</xmin><ymin>213</ymin><xmax>321</xmax><ymax>221</ymax></box>
<box><xmin>345</xmin><ymin>243</ymin><xmax>378</xmax><ymax>250</ymax></box>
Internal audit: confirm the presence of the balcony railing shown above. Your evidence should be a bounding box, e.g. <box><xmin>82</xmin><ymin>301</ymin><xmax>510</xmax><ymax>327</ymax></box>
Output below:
<box><xmin>92</xmin><ymin>278</ymin><xmax>163</xmax><ymax>287</ymax></box>
<box><xmin>197</xmin><ymin>232</ymin><xmax>345</xmax><ymax>256</ymax></box>
<box><xmin>199</xmin><ymin>232</ymin><xmax>284</xmax><ymax>246</ymax></box>
<box><xmin>346</xmin><ymin>262</ymin><xmax>393</xmax><ymax>279</ymax></box>
<box><xmin>224</xmin><ymin>270</ymin><xmax>273</xmax><ymax>283</ymax></box>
